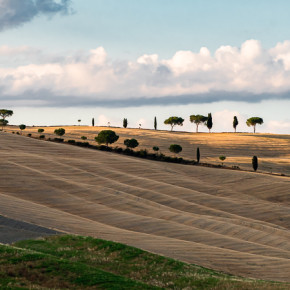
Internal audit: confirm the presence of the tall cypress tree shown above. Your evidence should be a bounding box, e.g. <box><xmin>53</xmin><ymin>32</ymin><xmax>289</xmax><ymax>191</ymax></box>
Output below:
<box><xmin>252</xmin><ymin>156</ymin><xmax>258</xmax><ymax>172</ymax></box>
<box><xmin>123</xmin><ymin>118</ymin><xmax>128</xmax><ymax>128</ymax></box>
<box><xmin>92</xmin><ymin>118</ymin><xmax>95</xmax><ymax>127</ymax></box>
<box><xmin>233</xmin><ymin>116</ymin><xmax>238</xmax><ymax>133</ymax></box>
<box><xmin>197</xmin><ymin>147</ymin><xmax>200</xmax><ymax>163</ymax></box>
<box><xmin>154</xmin><ymin>116</ymin><xmax>157</xmax><ymax>130</ymax></box>
<box><xmin>206</xmin><ymin>113</ymin><xmax>213</xmax><ymax>133</ymax></box>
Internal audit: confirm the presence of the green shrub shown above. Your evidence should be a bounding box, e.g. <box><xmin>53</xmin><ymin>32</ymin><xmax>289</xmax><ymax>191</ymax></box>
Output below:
<box><xmin>81</xmin><ymin>136</ymin><xmax>87</xmax><ymax>140</ymax></box>
<box><xmin>113</xmin><ymin>147</ymin><xmax>123</xmax><ymax>153</ymax></box>
<box><xmin>219</xmin><ymin>155</ymin><xmax>226</xmax><ymax>165</ymax></box>
<box><xmin>38</xmin><ymin>128</ymin><xmax>44</xmax><ymax>133</ymax></box>
<box><xmin>124</xmin><ymin>148</ymin><xmax>133</xmax><ymax>155</ymax></box>
<box><xmin>68</xmin><ymin>140</ymin><xmax>76</xmax><ymax>144</ymax></box>
<box><xmin>139</xmin><ymin>149</ymin><xmax>148</xmax><ymax>158</ymax></box>
<box><xmin>27</xmin><ymin>133</ymin><xmax>32</xmax><ymax>137</ymax></box>
<box><xmin>124</xmin><ymin>138</ymin><xmax>139</xmax><ymax>149</ymax></box>
<box><xmin>153</xmin><ymin>146</ymin><xmax>159</xmax><ymax>152</ymax></box>
<box><xmin>54</xmin><ymin>128</ymin><xmax>65</xmax><ymax>136</ymax></box>
<box><xmin>54</xmin><ymin>138</ymin><xmax>64</xmax><ymax>142</ymax></box>
<box><xmin>39</xmin><ymin>135</ymin><xmax>45</xmax><ymax>139</ymax></box>
<box><xmin>169</xmin><ymin>144</ymin><xmax>182</xmax><ymax>154</ymax></box>
<box><xmin>19</xmin><ymin>124</ymin><xmax>26</xmax><ymax>134</ymax></box>
<box><xmin>95</xmin><ymin>130</ymin><xmax>119</xmax><ymax>146</ymax></box>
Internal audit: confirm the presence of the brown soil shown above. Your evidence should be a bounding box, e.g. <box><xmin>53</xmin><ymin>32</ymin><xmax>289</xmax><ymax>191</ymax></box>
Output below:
<box><xmin>8</xmin><ymin>125</ymin><xmax>290</xmax><ymax>175</ymax></box>
<box><xmin>0</xmin><ymin>129</ymin><xmax>289</xmax><ymax>282</ymax></box>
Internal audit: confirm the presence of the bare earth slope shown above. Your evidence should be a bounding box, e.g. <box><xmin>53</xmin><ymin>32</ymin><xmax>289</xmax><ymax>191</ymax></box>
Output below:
<box><xmin>0</xmin><ymin>132</ymin><xmax>289</xmax><ymax>282</ymax></box>
<box><xmin>11</xmin><ymin>126</ymin><xmax>290</xmax><ymax>175</ymax></box>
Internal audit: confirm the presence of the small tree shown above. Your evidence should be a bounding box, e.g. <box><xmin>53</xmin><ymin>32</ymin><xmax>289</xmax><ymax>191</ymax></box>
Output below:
<box><xmin>92</xmin><ymin>118</ymin><xmax>95</xmax><ymax>127</ymax></box>
<box><xmin>153</xmin><ymin>146</ymin><xmax>159</xmax><ymax>153</ymax></box>
<box><xmin>95</xmin><ymin>130</ymin><xmax>119</xmax><ymax>146</ymax></box>
<box><xmin>19</xmin><ymin>124</ymin><xmax>26</xmax><ymax>134</ymax></box>
<box><xmin>81</xmin><ymin>136</ymin><xmax>87</xmax><ymax>140</ymax></box>
<box><xmin>233</xmin><ymin>116</ymin><xmax>239</xmax><ymax>133</ymax></box>
<box><xmin>196</xmin><ymin>147</ymin><xmax>200</xmax><ymax>164</ymax></box>
<box><xmin>206</xmin><ymin>113</ymin><xmax>213</xmax><ymax>133</ymax></box>
<box><xmin>246</xmin><ymin>117</ymin><xmax>263</xmax><ymax>133</ymax></box>
<box><xmin>164</xmin><ymin>116</ymin><xmax>184</xmax><ymax>131</ymax></box>
<box><xmin>154</xmin><ymin>116</ymin><xmax>157</xmax><ymax>130</ymax></box>
<box><xmin>190</xmin><ymin>115</ymin><xmax>208</xmax><ymax>133</ymax></box>
<box><xmin>0</xmin><ymin>109</ymin><xmax>13</xmax><ymax>130</ymax></box>
<box><xmin>123</xmin><ymin>118</ymin><xmax>128</xmax><ymax>128</ymax></box>
<box><xmin>0</xmin><ymin>119</ymin><xmax>8</xmax><ymax>130</ymax></box>
<box><xmin>169</xmin><ymin>144</ymin><xmax>182</xmax><ymax>155</ymax></box>
<box><xmin>219</xmin><ymin>155</ymin><xmax>226</xmax><ymax>166</ymax></box>
<box><xmin>78</xmin><ymin>119</ymin><xmax>81</xmax><ymax>126</ymax></box>
<box><xmin>38</xmin><ymin>128</ymin><xmax>44</xmax><ymax>133</ymax></box>
<box><xmin>54</xmin><ymin>128</ymin><xmax>65</xmax><ymax>136</ymax></box>
<box><xmin>0</xmin><ymin>109</ymin><xmax>13</xmax><ymax>120</ymax></box>
<box><xmin>124</xmin><ymin>138</ymin><xmax>139</xmax><ymax>149</ymax></box>
<box><xmin>252</xmin><ymin>156</ymin><xmax>258</xmax><ymax>171</ymax></box>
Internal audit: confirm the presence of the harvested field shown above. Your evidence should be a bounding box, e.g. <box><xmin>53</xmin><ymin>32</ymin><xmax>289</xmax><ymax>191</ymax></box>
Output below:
<box><xmin>0</xmin><ymin>130</ymin><xmax>289</xmax><ymax>282</ymax></box>
<box><xmin>7</xmin><ymin>125</ymin><xmax>290</xmax><ymax>175</ymax></box>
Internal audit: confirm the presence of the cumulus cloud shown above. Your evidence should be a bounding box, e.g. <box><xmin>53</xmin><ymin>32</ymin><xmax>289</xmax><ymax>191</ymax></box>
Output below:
<box><xmin>1</xmin><ymin>40</ymin><xmax>290</xmax><ymax>107</ymax></box>
<box><xmin>265</xmin><ymin>120</ymin><xmax>290</xmax><ymax>134</ymax></box>
<box><xmin>0</xmin><ymin>0</ymin><xmax>72</xmax><ymax>31</ymax></box>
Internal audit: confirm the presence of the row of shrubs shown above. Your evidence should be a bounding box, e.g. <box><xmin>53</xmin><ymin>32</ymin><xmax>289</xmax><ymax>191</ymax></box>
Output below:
<box><xmin>23</xmin><ymin>129</ymin><xmax>248</xmax><ymax>170</ymax></box>
<box><xmin>64</xmin><ymin>138</ymin><xmax>194</xmax><ymax>164</ymax></box>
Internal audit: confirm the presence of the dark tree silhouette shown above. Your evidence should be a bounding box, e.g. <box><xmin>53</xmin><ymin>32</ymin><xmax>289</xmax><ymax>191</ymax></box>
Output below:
<box><xmin>0</xmin><ymin>109</ymin><xmax>13</xmax><ymax>130</ymax></box>
<box><xmin>19</xmin><ymin>124</ymin><xmax>26</xmax><ymax>135</ymax></box>
<box><xmin>233</xmin><ymin>116</ymin><xmax>239</xmax><ymax>133</ymax></box>
<box><xmin>169</xmin><ymin>144</ymin><xmax>182</xmax><ymax>155</ymax></box>
<box><xmin>197</xmin><ymin>147</ymin><xmax>200</xmax><ymax>163</ymax></box>
<box><xmin>124</xmin><ymin>138</ymin><xmax>139</xmax><ymax>149</ymax></box>
<box><xmin>54</xmin><ymin>128</ymin><xmax>65</xmax><ymax>136</ymax></box>
<box><xmin>252</xmin><ymin>156</ymin><xmax>258</xmax><ymax>171</ymax></box>
<box><xmin>206</xmin><ymin>113</ymin><xmax>213</xmax><ymax>133</ymax></box>
<box><xmin>95</xmin><ymin>130</ymin><xmax>119</xmax><ymax>146</ymax></box>
<box><xmin>123</xmin><ymin>118</ymin><xmax>128</xmax><ymax>128</ymax></box>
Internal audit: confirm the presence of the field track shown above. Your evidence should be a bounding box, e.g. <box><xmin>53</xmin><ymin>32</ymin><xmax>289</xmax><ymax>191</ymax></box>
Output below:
<box><xmin>0</xmin><ymin>131</ymin><xmax>290</xmax><ymax>282</ymax></box>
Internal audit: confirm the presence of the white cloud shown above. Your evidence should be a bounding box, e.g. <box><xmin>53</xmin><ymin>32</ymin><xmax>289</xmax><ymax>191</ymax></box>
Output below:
<box><xmin>265</xmin><ymin>120</ymin><xmax>290</xmax><ymax>134</ymax></box>
<box><xmin>1</xmin><ymin>40</ymin><xmax>290</xmax><ymax>108</ymax></box>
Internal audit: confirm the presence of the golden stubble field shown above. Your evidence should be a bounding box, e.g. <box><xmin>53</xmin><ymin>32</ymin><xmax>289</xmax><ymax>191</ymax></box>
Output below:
<box><xmin>7</xmin><ymin>125</ymin><xmax>290</xmax><ymax>175</ymax></box>
<box><xmin>0</xmin><ymin>127</ymin><xmax>290</xmax><ymax>282</ymax></box>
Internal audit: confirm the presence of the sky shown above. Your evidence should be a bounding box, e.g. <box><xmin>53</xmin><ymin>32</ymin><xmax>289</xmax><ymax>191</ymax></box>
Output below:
<box><xmin>0</xmin><ymin>0</ymin><xmax>290</xmax><ymax>133</ymax></box>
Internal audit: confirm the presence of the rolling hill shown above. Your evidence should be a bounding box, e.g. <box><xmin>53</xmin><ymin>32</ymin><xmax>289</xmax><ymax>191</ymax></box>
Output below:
<box><xmin>0</xmin><ymin>129</ymin><xmax>289</xmax><ymax>282</ymax></box>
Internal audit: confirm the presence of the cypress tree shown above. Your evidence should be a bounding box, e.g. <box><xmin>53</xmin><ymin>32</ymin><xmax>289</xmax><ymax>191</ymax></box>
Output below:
<box><xmin>252</xmin><ymin>156</ymin><xmax>258</xmax><ymax>171</ymax></box>
<box><xmin>154</xmin><ymin>116</ymin><xmax>157</xmax><ymax>130</ymax></box>
<box><xmin>123</xmin><ymin>118</ymin><xmax>128</xmax><ymax>128</ymax></box>
<box><xmin>206</xmin><ymin>113</ymin><xmax>213</xmax><ymax>133</ymax></box>
<box><xmin>197</xmin><ymin>147</ymin><xmax>200</xmax><ymax>163</ymax></box>
<box><xmin>233</xmin><ymin>116</ymin><xmax>238</xmax><ymax>133</ymax></box>
<box><xmin>92</xmin><ymin>118</ymin><xmax>95</xmax><ymax>127</ymax></box>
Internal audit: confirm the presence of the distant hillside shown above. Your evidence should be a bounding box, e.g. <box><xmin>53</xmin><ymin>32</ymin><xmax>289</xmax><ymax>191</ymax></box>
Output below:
<box><xmin>0</xmin><ymin>131</ymin><xmax>289</xmax><ymax>282</ymax></box>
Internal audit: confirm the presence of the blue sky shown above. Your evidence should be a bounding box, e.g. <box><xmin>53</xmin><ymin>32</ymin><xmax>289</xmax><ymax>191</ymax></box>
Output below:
<box><xmin>0</xmin><ymin>0</ymin><xmax>290</xmax><ymax>133</ymax></box>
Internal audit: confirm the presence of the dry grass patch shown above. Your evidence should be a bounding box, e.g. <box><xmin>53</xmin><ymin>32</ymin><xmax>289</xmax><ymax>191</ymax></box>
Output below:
<box><xmin>7</xmin><ymin>125</ymin><xmax>289</xmax><ymax>175</ymax></box>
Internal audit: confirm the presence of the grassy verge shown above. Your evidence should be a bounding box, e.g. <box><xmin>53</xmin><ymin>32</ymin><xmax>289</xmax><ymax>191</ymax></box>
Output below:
<box><xmin>0</xmin><ymin>235</ymin><xmax>287</xmax><ymax>289</ymax></box>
